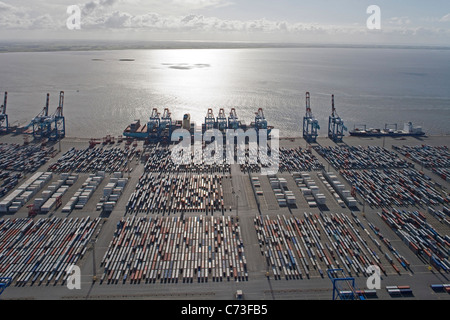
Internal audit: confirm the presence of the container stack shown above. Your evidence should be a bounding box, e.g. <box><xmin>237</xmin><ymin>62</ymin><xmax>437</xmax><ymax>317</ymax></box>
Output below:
<box><xmin>0</xmin><ymin>172</ymin><xmax>53</xmax><ymax>213</ymax></box>
<box><xmin>386</xmin><ymin>285</ymin><xmax>413</xmax><ymax>296</ymax></box>
<box><xmin>48</xmin><ymin>147</ymin><xmax>139</xmax><ymax>174</ymax></box>
<box><xmin>0</xmin><ymin>143</ymin><xmax>54</xmax><ymax>173</ymax></box>
<box><xmin>323</xmin><ymin>171</ymin><xmax>357</xmax><ymax>208</ymax></box>
<box><xmin>98</xmin><ymin>173</ymin><xmax>129</xmax><ymax>212</ymax></box>
<box><xmin>392</xmin><ymin>145</ymin><xmax>450</xmax><ymax>182</ymax></box>
<box><xmin>144</xmin><ymin>146</ymin><xmax>231</xmax><ymax>174</ymax></box>
<box><xmin>278</xmin><ymin>147</ymin><xmax>325</xmax><ymax>173</ymax></box>
<box><xmin>39</xmin><ymin>174</ymin><xmax>71</xmax><ymax>213</ymax></box>
<box><xmin>0</xmin><ymin>217</ymin><xmax>102</xmax><ymax>285</ymax></box>
<box><xmin>126</xmin><ymin>173</ymin><xmax>224</xmax><ymax>215</ymax></box>
<box><xmin>65</xmin><ymin>171</ymin><xmax>104</xmax><ymax>211</ymax></box>
<box><xmin>254</xmin><ymin>213</ymin><xmax>397</xmax><ymax>280</ymax></box>
<box><xmin>0</xmin><ymin>171</ymin><xmax>23</xmax><ymax>199</ymax></box>
<box><xmin>294</xmin><ymin>172</ymin><xmax>326</xmax><ymax>207</ymax></box>
<box><xmin>340</xmin><ymin>168</ymin><xmax>447</xmax><ymax>207</ymax></box>
<box><xmin>100</xmin><ymin>216</ymin><xmax>247</xmax><ymax>284</ymax></box>
<box><xmin>393</xmin><ymin>145</ymin><xmax>449</xmax><ymax>169</ymax></box>
<box><xmin>314</xmin><ymin>145</ymin><xmax>411</xmax><ymax>170</ymax></box>
<box><xmin>269</xmin><ymin>176</ymin><xmax>295</xmax><ymax>207</ymax></box>
<box><xmin>378</xmin><ymin>208</ymin><xmax>450</xmax><ymax>273</ymax></box>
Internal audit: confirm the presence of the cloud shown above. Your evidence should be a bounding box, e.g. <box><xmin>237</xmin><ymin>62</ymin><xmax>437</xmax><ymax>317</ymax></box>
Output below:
<box><xmin>0</xmin><ymin>2</ymin><xmax>31</xmax><ymax>29</ymax></box>
<box><xmin>0</xmin><ymin>1</ymin><xmax>13</xmax><ymax>11</ymax></box>
<box><xmin>389</xmin><ymin>17</ymin><xmax>412</xmax><ymax>26</ymax></box>
<box><xmin>83</xmin><ymin>0</ymin><xmax>120</xmax><ymax>14</ymax></box>
<box><xmin>0</xmin><ymin>2</ymin><xmax>449</xmax><ymax>45</ymax></box>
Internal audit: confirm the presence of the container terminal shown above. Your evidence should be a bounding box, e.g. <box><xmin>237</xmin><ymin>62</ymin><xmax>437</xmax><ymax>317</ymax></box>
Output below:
<box><xmin>0</xmin><ymin>92</ymin><xmax>449</xmax><ymax>301</ymax></box>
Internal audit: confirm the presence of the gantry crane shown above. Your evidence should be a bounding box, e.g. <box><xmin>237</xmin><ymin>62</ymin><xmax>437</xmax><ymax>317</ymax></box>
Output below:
<box><xmin>24</xmin><ymin>92</ymin><xmax>66</xmax><ymax>140</ymax></box>
<box><xmin>255</xmin><ymin>108</ymin><xmax>267</xmax><ymax>131</ymax></box>
<box><xmin>159</xmin><ymin>108</ymin><xmax>172</xmax><ymax>144</ymax></box>
<box><xmin>147</xmin><ymin>108</ymin><xmax>160</xmax><ymax>143</ymax></box>
<box><xmin>0</xmin><ymin>92</ymin><xmax>8</xmax><ymax>133</ymax></box>
<box><xmin>216</xmin><ymin>108</ymin><xmax>227</xmax><ymax>132</ymax></box>
<box><xmin>254</xmin><ymin>107</ymin><xmax>273</xmax><ymax>141</ymax></box>
<box><xmin>31</xmin><ymin>93</ymin><xmax>52</xmax><ymax>139</ymax></box>
<box><xmin>328</xmin><ymin>94</ymin><xmax>346</xmax><ymax>142</ymax></box>
<box><xmin>0</xmin><ymin>277</ymin><xmax>12</xmax><ymax>297</ymax></box>
<box><xmin>327</xmin><ymin>269</ymin><xmax>363</xmax><ymax>300</ymax></box>
<box><xmin>302</xmin><ymin>92</ymin><xmax>320</xmax><ymax>143</ymax></box>
<box><xmin>228</xmin><ymin>108</ymin><xmax>240</xmax><ymax>130</ymax></box>
<box><xmin>49</xmin><ymin>91</ymin><xmax>65</xmax><ymax>141</ymax></box>
<box><xmin>204</xmin><ymin>108</ymin><xmax>215</xmax><ymax>131</ymax></box>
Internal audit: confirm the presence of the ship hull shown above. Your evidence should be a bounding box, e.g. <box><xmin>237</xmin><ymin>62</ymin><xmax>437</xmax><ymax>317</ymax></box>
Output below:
<box><xmin>349</xmin><ymin>131</ymin><xmax>425</xmax><ymax>137</ymax></box>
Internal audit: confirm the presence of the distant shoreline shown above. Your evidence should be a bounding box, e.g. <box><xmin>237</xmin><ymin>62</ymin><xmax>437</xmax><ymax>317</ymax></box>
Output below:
<box><xmin>1</xmin><ymin>40</ymin><xmax>450</xmax><ymax>54</ymax></box>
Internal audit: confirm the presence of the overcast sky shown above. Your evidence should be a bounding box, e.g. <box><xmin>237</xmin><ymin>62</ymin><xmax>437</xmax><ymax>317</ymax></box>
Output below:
<box><xmin>1</xmin><ymin>0</ymin><xmax>449</xmax><ymax>45</ymax></box>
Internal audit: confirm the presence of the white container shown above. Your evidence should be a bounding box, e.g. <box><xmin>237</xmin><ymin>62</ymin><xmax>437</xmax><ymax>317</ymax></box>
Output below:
<box><xmin>301</xmin><ymin>188</ymin><xmax>311</xmax><ymax>195</ymax></box>
<box><xmin>310</xmin><ymin>186</ymin><xmax>319</xmax><ymax>195</ymax></box>
<box><xmin>8</xmin><ymin>206</ymin><xmax>20</xmax><ymax>213</ymax></box>
<box><xmin>307</xmin><ymin>201</ymin><xmax>317</xmax><ymax>207</ymax></box>
<box><xmin>278</xmin><ymin>199</ymin><xmax>287</xmax><ymax>207</ymax></box>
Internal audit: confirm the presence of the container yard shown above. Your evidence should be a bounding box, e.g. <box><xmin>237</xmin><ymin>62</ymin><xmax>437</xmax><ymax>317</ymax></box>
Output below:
<box><xmin>0</xmin><ymin>143</ymin><xmax>55</xmax><ymax>173</ymax></box>
<box><xmin>392</xmin><ymin>145</ymin><xmax>450</xmax><ymax>169</ymax></box>
<box><xmin>0</xmin><ymin>132</ymin><xmax>448</xmax><ymax>300</ymax></box>
<box><xmin>339</xmin><ymin>168</ymin><xmax>448</xmax><ymax>208</ymax></box>
<box><xmin>0</xmin><ymin>217</ymin><xmax>103</xmax><ymax>286</ymax></box>
<box><xmin>126</xmin><ymin>173</ymin><xmax>226</xmax><ymax>215</ymax></box>
<box><xmin>254</xmin><ymin>212</ymin><xmax>405</xmax><ymax>280</ymax></box>
<box><xmin>48</xmin><ymin>146</ymin><xmax>141</xmax><ymax>174</ymax></box>
<box><xmin>143</xmin><ymin>145</ymin><xmax>231</xmax><ymax>174</ymax></box>
<box><xmin>314</xmin><ymin>145</ymin><xmax>412</xmax><ymax>170</ymax></box>
<box><xmin>100</xmin><ymin>216</ymin><xmax>247</xmax><ymax>284</ymax></box>
<box><xmin>378</xmin><ymin>208</ymin><xmax>450</xmax><ymax>272</ymax></box>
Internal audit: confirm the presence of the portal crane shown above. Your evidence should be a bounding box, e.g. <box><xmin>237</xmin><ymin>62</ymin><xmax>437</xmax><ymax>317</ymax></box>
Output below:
<box><xmin>204</xmin><ymin>108</ymin><xmax>215</xmax><ymax>131</ymax></box>
<box><xmin>0</xmin><ymin>92</ymin><xmax>8</xmax><ymax>133</ymax></box>
<box><xmin>159</xmin><ymin>108</ymin><xmax>172</xmax><ymax>144</ymax></box>
<box><xmin>327</xmin><ymin>269</ymin><xmax>363</xmax><ymax>300</ymax></box>
<box><xmin>328</xmin><ymin>94</ymin><xmax>346</xmax><ymax>142</ymax></box>
<box><xmin>49</xmin><ymin>91</ymin><xmax>65</xmax><ymax>141</ymax></box>
<box><xmin>255</xmin><ymin>108</ymin><xmax>267</xmax><ymax>131</ymax></box>
<box><xmin>216</xmin><ymin>108</ymin><xmax>227</xmax><ymax>132</ymax></box>
<box><xmin>0</xmin><ymin>277</ymin><xmax>12</xmax><ymax>297</ymax></box>
<box><xmin>147</xmin><ymin>108</ymin><xmax>160</xmax><ymax>143</ymax></box>
<box><xmin>31</xmin><ymin>93</ymin><xmax>53</xmax><ymax>139</ymax></box>
<box><xmin>302</xmin><ymin>92</ymin><xmax>320</xmax><ymax>143</ymax></box>
<box><xmin>228</xmin><ymin>108</ymin><xmax>240</xmax><ymax>130</ymax></box>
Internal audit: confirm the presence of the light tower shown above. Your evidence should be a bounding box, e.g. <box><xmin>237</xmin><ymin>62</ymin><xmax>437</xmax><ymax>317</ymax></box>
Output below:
<box><xmin>0</xmin><ymin>92</ymin><xmax>8</xmax><ymax>133</ymax></box>
<box><xmin>302</xmin><ymin>92</ymin><xmax>320</xmax><ymax>143</ymax></box>
<box><xmin>328</xmin><ymin>94</ymin><xmax>346</xmax><ymax>142</ymax></box>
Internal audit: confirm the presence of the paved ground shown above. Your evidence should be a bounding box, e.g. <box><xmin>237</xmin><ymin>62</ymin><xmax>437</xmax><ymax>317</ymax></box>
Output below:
<box><xmin>1</xmin><ymin>134</ymin><xmax>449</xmax><ymax>300</ymax></box>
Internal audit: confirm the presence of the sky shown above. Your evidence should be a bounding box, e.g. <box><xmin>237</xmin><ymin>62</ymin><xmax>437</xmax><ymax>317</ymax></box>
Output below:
<box><xmin>0</xmin><ymin>0</ymin><xmax>449</xmax><ymax>45</ymax></box>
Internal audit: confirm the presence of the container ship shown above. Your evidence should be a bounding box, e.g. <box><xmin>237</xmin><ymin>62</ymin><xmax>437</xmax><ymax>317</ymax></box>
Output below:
<box><xmin>350</xmin><ymin>122</ymin><xmax>425</xmax><ymax>137</ymax></box>
<box><xmin>124</xmin><ymin>107</ymin><xmax>273</xmax><ymax>143</ymax></box>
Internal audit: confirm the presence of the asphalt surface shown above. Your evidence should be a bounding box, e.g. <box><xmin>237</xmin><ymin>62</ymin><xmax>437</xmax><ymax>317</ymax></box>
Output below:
<box><xmin>0</xmin><ymin>134</ymin><xmax>449</xmax><ymax>300</ymax></box>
